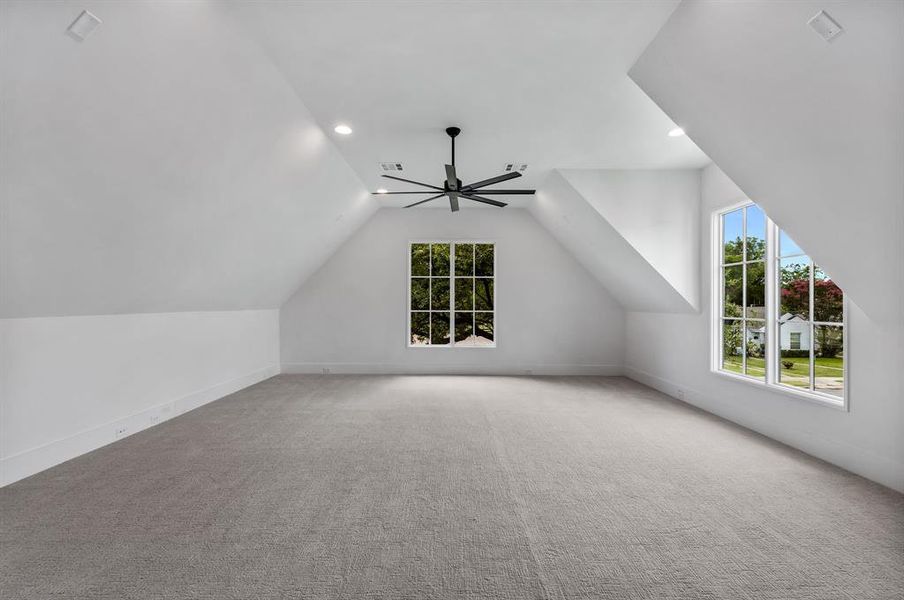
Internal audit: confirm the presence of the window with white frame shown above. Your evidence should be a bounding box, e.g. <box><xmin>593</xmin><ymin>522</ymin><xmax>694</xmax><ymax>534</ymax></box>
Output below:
<box><xmin>715</xmin><ymin>203</ymin><xmax>846</xmax><ymax>405</ymax></box>
<box><xmin>409</xmin><ymin>242</ymin><xmax>495</xmax><ymax>347</ymax></box>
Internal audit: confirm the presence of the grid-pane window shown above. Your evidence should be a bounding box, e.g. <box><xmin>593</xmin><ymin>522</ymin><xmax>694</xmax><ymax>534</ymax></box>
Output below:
<box><xmin>715</xmin><ymin>204</ymin><xmax>845</xmax><ymax>406</ymax></box>
<box><xmin>777</xmin><ymin>232</ymin><xmax>844</xmax><ymax>398</ymax></box>
<box><xmin>410</xmin><ymin>242</ymin><xmax>495</xmax><ymax>347</ymax></box>
<box><xmin>719</xmin><ymin>205</ymin><xmax>766</xmax><ymax>381</ymax></box>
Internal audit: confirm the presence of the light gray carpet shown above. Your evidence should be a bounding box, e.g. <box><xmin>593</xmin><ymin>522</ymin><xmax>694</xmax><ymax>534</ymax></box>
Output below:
<box><xmin>1</xmin><ymin>375</ymin><xmax>902</xmax><ymax>599</ymax></box>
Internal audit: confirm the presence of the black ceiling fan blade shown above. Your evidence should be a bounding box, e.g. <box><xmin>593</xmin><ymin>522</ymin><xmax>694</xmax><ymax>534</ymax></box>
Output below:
<box><xmin>461</xmin><ymin>193</ymin><xmax>507</xmax><ymax>208</ymax></box>
<box><xmin>463</xmin><ymin>189</ymin><xmax>535</xmax><ymax>195</ymax></box>
<box><xmin>371</xmin><ymin>191</ymin><xmax>442</xmax><ymax>195</ymax></box>
<box><xmin>462</xmin><ymin>171</ymin><xmax>521</xmax><ymax>191</ymax></box>
<box><xmin>404</xmin><ymin>193</ymin><xmax>446</xmax><ymax>208</ymax></box>
<box><xmin>449</xmin><ymin>194</ymin><xmax>460</xmax><ymax>212</ymax></box>
<box><xmin>381</xmin><ymin>174</ymin><xmax>443</xmax><ymax>190</ymax></box>
<box><xmin>444</xmin><ymin>164</ymin><xmax>458</xmax><ymax>191</ymax></box>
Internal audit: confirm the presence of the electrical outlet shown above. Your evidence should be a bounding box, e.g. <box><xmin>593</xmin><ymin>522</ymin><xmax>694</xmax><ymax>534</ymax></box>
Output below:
<box><xmin>114</xmin><ymin>426</ymin><xmax>128</xmax><ymax>439</ymax></box>
<box><xmin>676</xmin><ymin>388</ymin><xmax>686</xmax><ymax>401</ymax></box>
<box><xmin>149</xmin><ymin>414</ymin><xmax>160</xmax><ymax>425</ymax></box>
<box><xmin>322</xmin><ymin>367</ymin><xmax>331</xmax><ymax>375</ymax></box>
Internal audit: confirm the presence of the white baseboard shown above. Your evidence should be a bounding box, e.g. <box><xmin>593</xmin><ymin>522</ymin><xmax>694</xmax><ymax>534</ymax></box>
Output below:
<box><xmin>281</xmin><ymin>362</ymin><xmax>623</xmax><ymax>376</ymax></box>
<box><xmin>624</xmin><ymin>365</ymin><xmax>904</xmax><ymax>493</ymax></box>
<box><xmin>0</xmin><ymin>364</ymin><xmax>279</xmax><ymax>488</ymax></box>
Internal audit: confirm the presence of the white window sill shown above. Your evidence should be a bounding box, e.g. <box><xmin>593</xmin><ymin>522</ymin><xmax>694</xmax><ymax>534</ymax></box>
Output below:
<box><xmin>408</xmin><ymin>344</ymin><xmax>497</xmax><ymax>349</ymax></box>
<box><xmin>408</xmin><ymin>345</ymin><xmax>496</xmax><ymax>350</ymax></box>
<box><xmin>710</xmin><ymin>368</ymin><xmax>848</xmax><ymax>411</ymax></box>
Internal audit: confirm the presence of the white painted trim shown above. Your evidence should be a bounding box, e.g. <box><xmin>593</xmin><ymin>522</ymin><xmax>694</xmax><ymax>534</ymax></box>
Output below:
<box><xmin>708</xmin><ymin>366</ymin><xmax>846</xmax><ymax>410</ymax></box>
<box><xmin>407</xmin><ymin>240</ymin><xmax>497</xmax><ymax>348</ymax></box>
<box><xmin>0</xmin><ymin>364</ymin><xmax>279</xmax><ymax>488</ymax></box>
<box><xmin>624</xmin><ymin>366</ymin><xmax>903</xmax><ymax>493</ymax></box>
<box><xmin>281</xmin><ymin>362</ymin><xmax>622</xmax><ymax>376</ymax></box>
<box><xmin>710</xmin><ymin>203</ymin><xmax>848</xmax><ymax>410</ymax></box>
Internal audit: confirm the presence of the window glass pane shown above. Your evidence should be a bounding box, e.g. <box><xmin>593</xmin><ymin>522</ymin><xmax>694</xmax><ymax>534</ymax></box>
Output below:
<box><xmin>410</xmin><ymin>278</ymin><xmax>429</xmax><ymax>310</ymax></box>
<box><xmin>780</xmin><ymin>256</ymin><xmax>810</xmax><ymax>319</ymax></box>
<box><xmin>814</xmin><ymin>325</ymin><xmax>844</xmax><ymax>398</ymax></box>
<box><xmin>430</xmin><ymin>312</ymin><xmax>450</xmax><ymax>345</ymax></box>
<box><xmin>744</xmin><ymin>321</ymin><xmax>766</xmax><ymax>378</ymax></box>
<box><xmin>745</xmin><ymin>205</ymin><xmax>766</xmax><ymax>261</ymax></box>
<box><xmin>454</xmin><ymin>278</ymin><xmax>473</xmax><ymax>310</ymax></box>
<box><xmin>723</xmin><ymin>265</ymin><xmax>743</xmax><ymax>317</ymax></box>
<box><xmin>721</xmin><ymin>319</ymin><xmax>743</xmax><ymax>374</ymax></box>
<box><xmin>713</xmin><ymin>210</ymin><xmax>845</xmax><ymax>401</ymax></box>
<box><xmin>475</xmin><ymin>279</ymin><xmax>494</xmax><ymax>311</ymax></box>
<box><xmin>779</xmin><ymin>230</ymin><xmax>804</xmax><ymax>257</ymax></box>
<box><xmin>430</xmin><ymin>278</ymin><xmax>449</xmax><ymax>310</ymax></box>
<box><xmin>814</xmin><ymin>266</ymin><xmax>843</xmax><ymax>322</ymax></box>
<box><xmin>779</xmin><ymin>322</ymin><xmax>810</xmax><ymax>389</ymax></box>
<box><xmin>455</xmin><ymin>243</ymin><xmax>474</xmax><ymax>276</ymax></box>
<box><xmin>475</xmin><ymin>312</ymin><xmax>494</xmax><ymax>344</ymax></box>
<box><xmin>454</xmin><ymin>312</ymin><xmax>474</xmax><ymax>344</ymax></box>
<box><xmin>431</xmin><ymin>243</ymin><xmax>450</xmax><ymax>276</ymax></box>
<box><xmin>475</xmin><ymin>244</ymin><xmax>494</xmax><ymax>276</ymax></box>
<box><xmin>722</xmin><ymin>209</ymin><xmax>743</xmax><ymax>264</ymax></box>
<box><xmin>411</xmin><ymin>243</ymin><xmax>430</xmax><ymax>276</ymax></box>
<box><xmin>745</xmin><ymin>262</ymin><xmax>766</xmax><ymax>318</ymax></box>
<box><xmin>410</xmin><ymin>312</ymin><xmax>429</xmax><ymax>346</ymax></box>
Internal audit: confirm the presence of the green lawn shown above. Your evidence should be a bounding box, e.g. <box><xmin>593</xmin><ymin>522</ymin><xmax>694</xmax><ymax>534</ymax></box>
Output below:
<box><xmin>722</xmin><ymin>356</ymin><xmax>843</xmax><ymax>388</ymax></box>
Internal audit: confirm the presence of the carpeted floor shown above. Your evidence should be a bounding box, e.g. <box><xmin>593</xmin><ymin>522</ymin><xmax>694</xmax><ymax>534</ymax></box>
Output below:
<box><xmin>1</xmin><ymin>375</ymin><xmax>902</xmax><ymax>599</ymax></box>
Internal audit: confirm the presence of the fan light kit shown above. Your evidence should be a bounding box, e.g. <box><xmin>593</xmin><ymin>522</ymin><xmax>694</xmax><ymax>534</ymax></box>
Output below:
<box><xmin>373</xmin><ymin>127</ymin><xmax>535</xmax><ymax>212</ymax></box>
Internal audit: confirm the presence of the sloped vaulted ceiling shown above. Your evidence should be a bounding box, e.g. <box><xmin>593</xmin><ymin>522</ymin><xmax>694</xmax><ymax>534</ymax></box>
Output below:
<box><xmin>3</xmin><ymin>1</ymin><xmax>716</xmax><ymax>319</ymax></box>
<box><xmin>629</xmin><ymin>0</ymin><xmax>904</xmax><ymax>324</ymax></box>
<box><xmin>227</xmin><ymin>0</ymin><xmax>709</xmax><ymax>314</ymax></box>
<box><xmin>228</xmin><ymin>0</ymin><xmax>709</xmax><ymax>196</ymax></box>
<box><xmin>0</xmin><ymin>1</ymin><xmax>375</xmax><ymax>318</ymax></box>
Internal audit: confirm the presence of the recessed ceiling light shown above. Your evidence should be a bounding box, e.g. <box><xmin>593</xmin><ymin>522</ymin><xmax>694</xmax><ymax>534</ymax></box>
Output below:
<box><xmin>668</xmin><ymin>127</ymin><xmax>685</xmax><ymax>137</ymax></box>
<box><xmin>334</xmin><ymin>124</ymin><xmax>353</xmax><ymax>135</ymax></box>
<box><xmin>376</xmin><ymin>188</ymin><xmax>388</xmax><ymax>194</ymax></box>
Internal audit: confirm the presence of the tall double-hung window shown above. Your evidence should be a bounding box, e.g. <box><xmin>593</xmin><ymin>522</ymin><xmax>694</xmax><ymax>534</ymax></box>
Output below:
<box><xmin>714</xmin><ymin>203</ymin><xmax>846</xmax><ymax>407</ymax></box>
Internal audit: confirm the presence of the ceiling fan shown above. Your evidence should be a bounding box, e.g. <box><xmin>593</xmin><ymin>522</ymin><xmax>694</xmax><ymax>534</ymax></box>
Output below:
<box><xmin>373</xmin><ymin>127</ymin><xmax>535</xmax><ymax>212</ymax></box>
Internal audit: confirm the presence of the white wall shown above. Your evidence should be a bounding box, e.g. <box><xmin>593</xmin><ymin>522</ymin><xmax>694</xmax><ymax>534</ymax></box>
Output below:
<box><xmin>531</xmin><ymin>170</ymin><xmax>697</xmax><ymax>313</ymax></box>
<box><xmin>281</xmin><ymin>209</ymin><xmax>625</xmax><ymax>375</ymax></box>
<box><xmin>558</xmin><ymin>169</ymin><xmax>700</xmax><ymax>309</ymax></box>
<box><xmin>0</xmin><ymin>0</ymin><xmax>374</xmax><ymax>318</ymax></box>
<box><xmin>0</xmin><ymin>310</ymin><xmax>279</xmax><ymax>486</ymax></box>
<box><xmin>630</xmin><ymin>0</ymin><xmax>904</xmax><ymax>324</ymax></box>
<box><xmin>628</xmin><ymin>1</ymin><xmax>903</xmax><ymax>492</ymax></box>
<box><xmin>625</xmin><ymin>164</ymin><xmax>904</xmax><ymax>492</ymax></box>
<box><xmin>0</xmin><ymin>1</ymin><xmax>370</xmax><ymax>486</ymax></box>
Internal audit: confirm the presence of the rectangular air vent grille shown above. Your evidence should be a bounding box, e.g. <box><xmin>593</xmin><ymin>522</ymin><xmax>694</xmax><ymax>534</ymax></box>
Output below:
<box><xmin>808</xmin><ymin>10</ymin><xmax>843</xmax><ymax>42</ymax></box>
<box><xmin>503</xmin><ymin>163</ymin><xmax>528</xmax><ymax>173</ymax></box>
<box><xmin>380</xmin><ymin>162</ymin><xmax>404</xmax><ymax>172</ymax></box>
<box><xmin>66</xmin><ymin>10</ymin><xmax>102</xmax><ymax>41</ymax></box>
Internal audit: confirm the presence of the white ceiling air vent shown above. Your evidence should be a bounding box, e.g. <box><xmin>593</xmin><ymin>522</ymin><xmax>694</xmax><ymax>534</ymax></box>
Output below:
<box><xmin>503</xmin><ymin>163</ymin><xmax>528</xmax><ymax>173</ymax></box>
<box><xmin>808</xmin><ymin>10</ymin><xmax>843</xmax><ymax>43</ymax></box>
<box><xmin>66</xmin><ymin>10</ymin><xmax>102</xmax><ymax>42</ymax></box>
<box><xmin>380</xmin><ymin>162</ymin><xmax>404</xmax><ymax>172</ymax></box>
